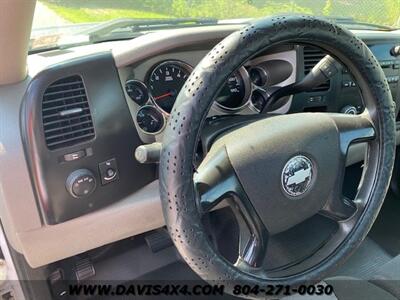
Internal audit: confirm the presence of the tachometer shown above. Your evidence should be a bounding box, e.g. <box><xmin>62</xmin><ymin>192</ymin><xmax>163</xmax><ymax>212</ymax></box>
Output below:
<box><xmin>148</xmin><ymin>61</ymin><xmax>192</xmax><ymax>113</ymax></box>
<box><xmin>215</xmin><ymin>67</ymin><xmax>251</xmax><ymax>111</ymax></box>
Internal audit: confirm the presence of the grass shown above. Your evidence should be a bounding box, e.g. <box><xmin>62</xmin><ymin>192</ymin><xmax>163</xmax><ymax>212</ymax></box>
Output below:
<box><xmin>40</xmin><ymin>0</ymin><xmax>316</xmax><ymax>23</ymax></box>
<box><xmin>41</xmin><ymin>0</ymin><xmax>399</xmax><ymax>27</ymax></box>
<box><xmin>43</xmin><ymin>2</ymin><xmax>171</xmax><ymax>23</ymax></box>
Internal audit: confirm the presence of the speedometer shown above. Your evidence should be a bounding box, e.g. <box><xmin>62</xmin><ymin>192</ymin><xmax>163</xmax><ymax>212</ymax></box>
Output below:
<box><xmin>148</xmin><ymin>61</ymin><xmax>192</xmax><ymax>113</ymax></box>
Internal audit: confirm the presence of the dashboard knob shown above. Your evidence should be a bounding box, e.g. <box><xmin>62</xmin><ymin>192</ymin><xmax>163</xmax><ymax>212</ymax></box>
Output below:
<box><xmin>341</xmin><ymin>105</ymin><xmax>358</xmax><ymax>115</ymax></box>
<box><xmin>390</xmin><ymin>45</ymin><xmax>400</xmax><ymax>57</ymax></box>
<box><xmin>66</xmin><ymin>169</ymin><xmax>96</xmax><ymax>198</ymax></box>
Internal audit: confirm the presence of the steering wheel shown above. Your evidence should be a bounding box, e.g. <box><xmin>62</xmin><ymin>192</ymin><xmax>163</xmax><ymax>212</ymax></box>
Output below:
<box><xmin>159</xmin><ymin>15</ymin><xmax>396</xmax><ymax>297</ymax></box>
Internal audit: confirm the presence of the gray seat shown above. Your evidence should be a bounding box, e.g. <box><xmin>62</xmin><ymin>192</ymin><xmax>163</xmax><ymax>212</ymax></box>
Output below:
<box><xmin>284</xmin><ymin>277</ymin><xmax>398</xmax><ymax>300</ymax></box>
<box><xmin>285</xmin><ymin>255</ymin><xmax>400</xmax><ymax>300</ymax></box>
<box><xmin>325</xmin><ymin>277</ymin><xmax>398</xmax><ymax>300</ymax></box>
<box><xmin>370</xmin><ymin>255</ymin><xmax>400</xmax><ymax>299</ymax></box>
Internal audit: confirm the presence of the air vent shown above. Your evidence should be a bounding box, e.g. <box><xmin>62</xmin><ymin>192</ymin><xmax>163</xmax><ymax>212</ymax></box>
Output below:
<box><xmin>42</xmin><ymin>75</ymin><xmax>95</xmax><ymax>150</ymax></box>
<box><xmin>303</xmin><ymin>46</ymin><xmax>330</xmax><ymax>92</ymax></box>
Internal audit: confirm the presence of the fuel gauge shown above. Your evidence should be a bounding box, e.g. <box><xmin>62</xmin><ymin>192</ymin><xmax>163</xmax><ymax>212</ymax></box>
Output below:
<box><xmin>125</xmin><ymin>80</ymin><xmax>149</xmax><ymax>106</ymax></box>
<box><xmin>136</xmin><ymin>106</ymin><xmax>165</xmax><ymax>134</ymax></box>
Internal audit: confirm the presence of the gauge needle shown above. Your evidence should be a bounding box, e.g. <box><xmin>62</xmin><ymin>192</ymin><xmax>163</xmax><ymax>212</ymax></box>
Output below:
<box><xmin>154</xmin><ymin>92</ymin><xmax>172</xmax><ymax>100</ymax></box>
<box><xmin>150</xmin><ymin>115</ymin><xmax>158</xmax><ymax>123</ymax></box>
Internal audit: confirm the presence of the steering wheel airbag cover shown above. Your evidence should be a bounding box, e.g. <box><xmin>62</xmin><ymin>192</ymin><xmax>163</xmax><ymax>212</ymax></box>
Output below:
<box><xmin>159</xmin><ymin>15</ymin><xmax>395</xmax><ymax>294</ymax></box>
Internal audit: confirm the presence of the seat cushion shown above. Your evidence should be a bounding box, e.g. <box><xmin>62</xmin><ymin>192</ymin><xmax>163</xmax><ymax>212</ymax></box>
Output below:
<box><xmin>284</xmin><ymin>277</ymin><xmax>397</xmax><ymax>300</ymax></box>
<box><xmin>370</xmin><ymin>255</ymin><xmax>400</xmax><ymax>298</ymax></box>
<box><xmin>325</xmin><ymin>276</ymin><xmax>397</xmax><ymax>300</ymax></box>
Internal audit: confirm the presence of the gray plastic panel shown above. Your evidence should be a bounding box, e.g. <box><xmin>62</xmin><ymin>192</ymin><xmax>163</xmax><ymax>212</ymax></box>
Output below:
<box><xmin>21</xmin><ymin>52</ymin><xmax>155</xmax><ymax>223</ymax></box>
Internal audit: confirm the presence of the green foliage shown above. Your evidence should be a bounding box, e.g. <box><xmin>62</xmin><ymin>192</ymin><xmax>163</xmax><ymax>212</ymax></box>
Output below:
<box><xmin>322</xmin><ymin>0</ymin><xmax>332</xmax><ymax>16</ymax></box>
<box><xmin>171</xmin><ymin>0</ymin><xmax>258</xmax><ymax>19</ymax></box>
<box><xmin>41</xmin><ymin>0</ymin><xmax>400</xmax><ymax>27</ymax></box>
<box><xmin>44</xmin><ymin>3</ymin><xmax>170</xmax><ymax>23</ymax></box>
<box><xmin>172</xmin><ymin>0</ymin><xmax>190</xmax><ymax>17</ymax></box>
<box><xmin>383</xmin><ymin>0</ymin><xmax>400</xmax><ymax>26</ymax></box>
<box><xmin>324</xmin><ymin>0</ymin><xmax>400</xmax><ymax>27</ymax></box>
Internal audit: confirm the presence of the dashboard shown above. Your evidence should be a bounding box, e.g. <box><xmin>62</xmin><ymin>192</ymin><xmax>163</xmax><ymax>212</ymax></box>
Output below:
<box><xmin>0</xmin><ymin>24</ymin><xmax>399</xmax><ymax>268</ymax></box>
<box><xmin>121</xmin><ymin>42</ymin><xmax>400</xmax><ymax>143</ymax></box>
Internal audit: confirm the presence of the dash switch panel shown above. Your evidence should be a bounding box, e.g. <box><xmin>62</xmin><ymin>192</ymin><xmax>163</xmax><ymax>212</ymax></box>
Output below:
<box><xmin>99</xmin><ymin>158</ymin><xmax>119</xmax><ymax>185</ymax></box>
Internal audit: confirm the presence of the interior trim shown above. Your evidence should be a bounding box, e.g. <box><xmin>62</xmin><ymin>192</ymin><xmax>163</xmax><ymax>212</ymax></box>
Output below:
<box><xmin>17</xmin><ymin>180</ymin><xmax>163</xmax><ymax>268</ymax></box>
<box><xmin>0</xmin><ymin>0</ymin><xmax>35</xmax><ymax>85</ymax></box>
<box><xmin>113</xmin><ymin>25</ymin><xmax>243</xmax><ymax>67</ymax></box>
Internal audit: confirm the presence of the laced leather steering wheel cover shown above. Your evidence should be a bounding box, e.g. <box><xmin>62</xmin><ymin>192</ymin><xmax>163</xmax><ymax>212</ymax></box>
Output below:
<box><xmin>159</xmin><ymin>15</ymin><xmax>395</xmax><ymax>294</ymax></box>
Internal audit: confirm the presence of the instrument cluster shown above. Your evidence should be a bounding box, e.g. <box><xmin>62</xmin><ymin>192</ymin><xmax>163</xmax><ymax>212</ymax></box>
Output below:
<box><xmin>125</xmin><ymin>58</ymin><xmax>293</xmax><ymax>135</ymax></box>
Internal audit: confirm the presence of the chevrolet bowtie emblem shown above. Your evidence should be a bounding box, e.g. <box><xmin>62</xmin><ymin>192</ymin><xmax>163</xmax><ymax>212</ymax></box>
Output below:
<box><xmin>282</xmin><ymin>155</ymin><xmax>314</xmax><ymax>197</ymax></box>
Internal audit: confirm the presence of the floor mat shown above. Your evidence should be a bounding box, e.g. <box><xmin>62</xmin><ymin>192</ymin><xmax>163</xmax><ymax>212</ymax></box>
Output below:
<box><xmin>369</xmin><ymin>192</ymin><xmax>400</xmax><ymax>256</ymax></box>
<box><xmin>136</xmin><ymin>262</ymin><xmax>240</xmax><ymax>300</ymax></box>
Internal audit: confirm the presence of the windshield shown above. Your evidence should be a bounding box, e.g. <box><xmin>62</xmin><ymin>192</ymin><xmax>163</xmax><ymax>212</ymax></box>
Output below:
<box><xmin>31</xmin><ymin>0</ymin><xmax>400</xmax><ymax>52</ymax></box>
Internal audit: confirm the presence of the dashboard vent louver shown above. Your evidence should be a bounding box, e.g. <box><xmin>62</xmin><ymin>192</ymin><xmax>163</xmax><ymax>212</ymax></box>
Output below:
<box><xmin>303</xmin><ymin>46</ymin><xmax>330</xmax><ymax>92</ymax></box>
<box><xmin>41</xmin><ymin>75</ymin><xmax>95</xmax><ymax>150</ymax></box>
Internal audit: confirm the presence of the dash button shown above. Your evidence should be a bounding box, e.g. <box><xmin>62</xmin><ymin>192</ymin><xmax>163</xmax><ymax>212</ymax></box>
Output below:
<box><xmin>98</xmin><ymin>158</ymin><xmax>119</xmax><ymax>185</ymax></box>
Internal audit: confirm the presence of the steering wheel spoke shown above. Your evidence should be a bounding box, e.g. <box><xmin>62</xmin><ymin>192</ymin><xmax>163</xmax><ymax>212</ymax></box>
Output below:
<box><xmin>317</xmin><ymin>112</ymin><xmax>374</xmax><ymax>223</ymax></box>
<box><xmin>194</xmin><ymin>146</ymin><xmax>269</xmax><ymax>267</ymax></box>
<box><xmin>320</xmin><ymin>195</ymin><xmax>357</xmax><ymax>222</ymax></box>
<box><xmin>194</xmin><ymin>147</ymin><xmax>240</xmax><ymax>213</ymax></box>
<box><xmin>230</xmin><ymin>193</ymin><xmax>269</xmax><ymax>268</ymax></box>
<box><xmin>328</xmin><ymin>112</ymin><xmax>376</xmax><ymax>155</ymax></box>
